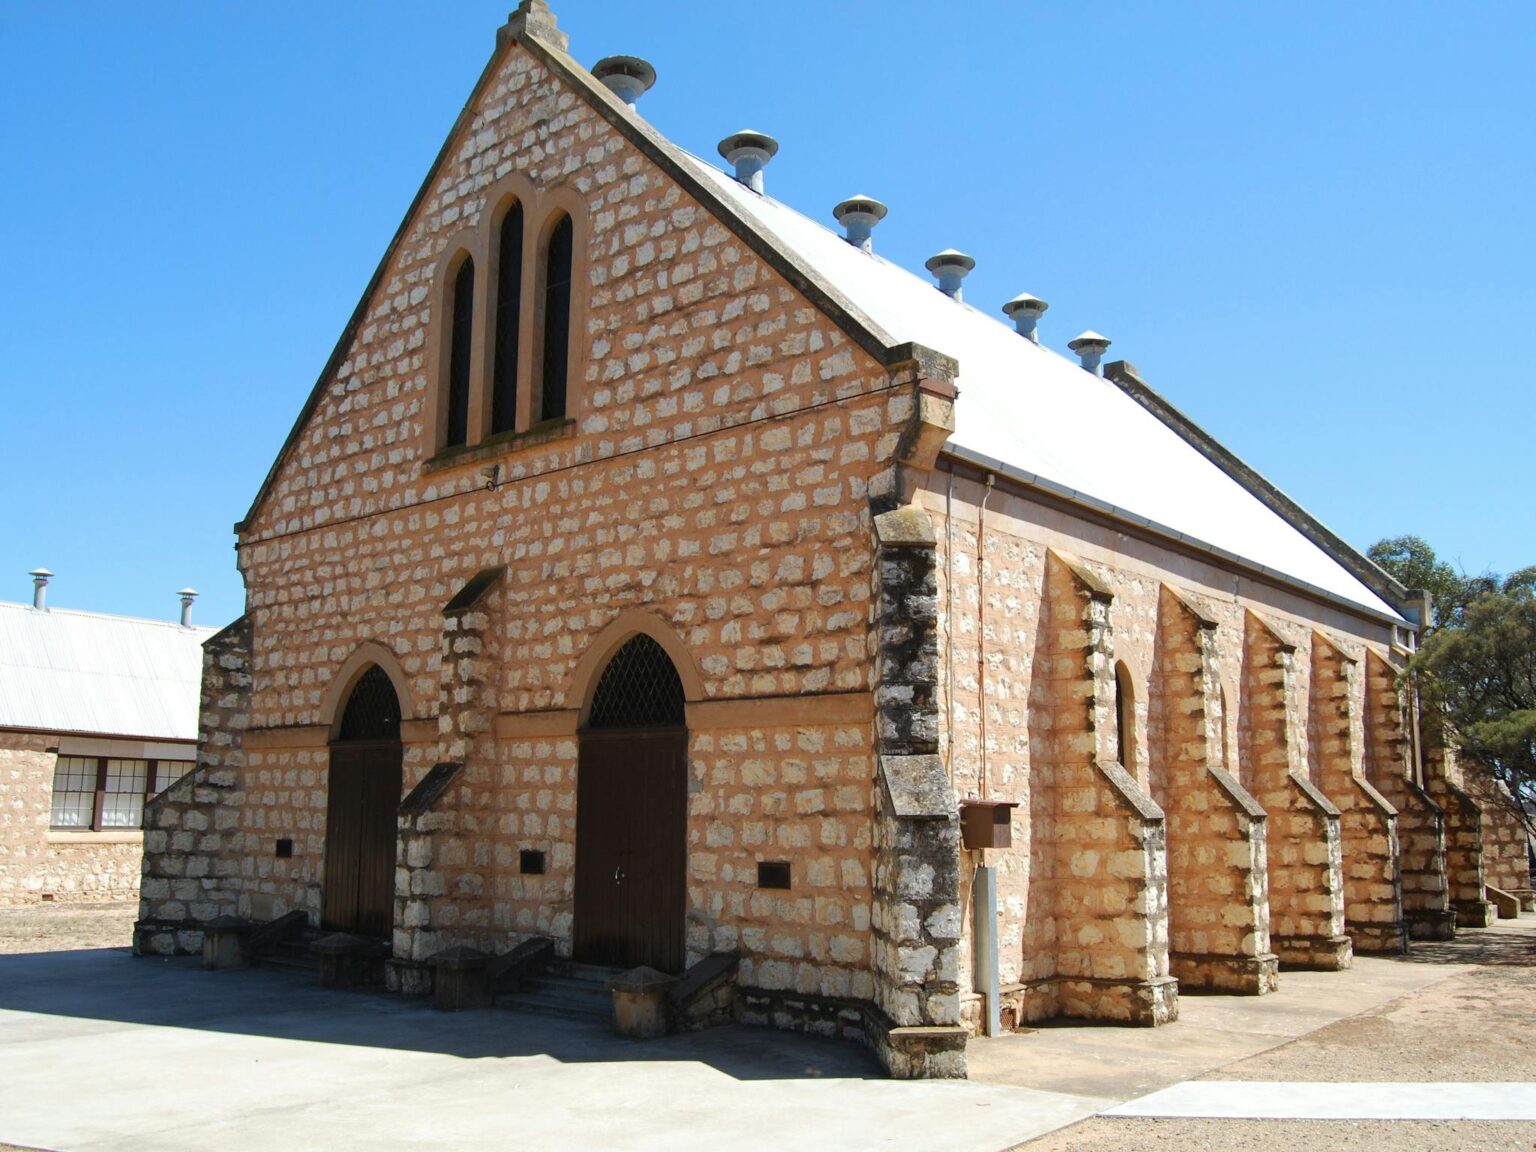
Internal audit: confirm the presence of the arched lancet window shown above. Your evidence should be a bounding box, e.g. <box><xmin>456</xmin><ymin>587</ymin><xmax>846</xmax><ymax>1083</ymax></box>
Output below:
<box><xmin>491</xmin><ymin>201</ymin><xmax>524</xmax><ymax>435</ymax></box>
<box><xmin>338</xmin><ymin>665</ymin><xmax>401</xmax><ymax>742</ymax></box>
<box><xmin>540</xmin><ymin>213</ymin><xmax>573</xmax><ymax>422</ymax></box>
<box><xmin>445</xmin><ymin>256</ymin><xmax>475</xmax><ymax>447</ymax></box>
<box><xmin>587</xmin><ymin>634</ymin><xmax>685</xmax><ymax>730</ymax></box>
<box><xmin>1114</xmin><ymin>661</ymin><xmax>1135</xmax><ymax>768</ymax></box>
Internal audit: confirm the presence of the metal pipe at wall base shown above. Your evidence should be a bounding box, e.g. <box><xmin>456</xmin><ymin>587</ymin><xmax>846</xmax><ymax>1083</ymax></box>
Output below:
<box><xmin>973</xmin><ymin>861</ymin><xmax>1001</xmax><ymax>1037</ymax></box>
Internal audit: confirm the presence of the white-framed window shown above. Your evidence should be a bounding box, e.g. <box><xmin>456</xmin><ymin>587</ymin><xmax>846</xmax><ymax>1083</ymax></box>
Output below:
<box><xmin>49</xmin><ymin>756</ymin><xmax>196</xmax><ymax>830</ymax></box>
<box><xmin>154</xmin><ymin>760</ymin><xmax>192</xmax><ymax>793</ymax></box>
<box><xmin>48</xmin><ymin>756</ymin><xmax>97</xmax><ymax>828</ymax></box>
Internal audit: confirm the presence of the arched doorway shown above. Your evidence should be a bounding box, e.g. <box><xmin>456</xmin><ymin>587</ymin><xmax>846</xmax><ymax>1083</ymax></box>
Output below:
<box><xmin>323</xmin><ymin>664</ymin><xmax>403</xmax><ymax>938</ymax></box>
<box><xmin>574</xmin><ymin>634</ymin><xmax>688</xmax><ymax>972</ymax></box>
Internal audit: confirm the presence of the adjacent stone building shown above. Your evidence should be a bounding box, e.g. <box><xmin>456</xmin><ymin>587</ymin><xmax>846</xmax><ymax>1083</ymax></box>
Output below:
<box><xmin>135</xmin><ymin>2</ymin><xmax>1527</xmax><ymax>1078</ymax></box>
<box><xmin>0</xmin><ymin>577</ymin><xmax>212</xmax><ymax>904</ymax></box>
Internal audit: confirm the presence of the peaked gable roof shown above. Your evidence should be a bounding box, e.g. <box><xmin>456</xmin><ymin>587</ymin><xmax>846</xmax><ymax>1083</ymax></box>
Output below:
<box><xmin>0</xmin><ymin>601</ymin><xmax>217</xmax><ymax>741</ymax></box>
<box><xmin>240</xmin><ymin>5</ymin><xmax>1406</xmax><ymax>625</ymax></box>
<box><xmin>675</xmin><ymin>155</ymin><xmax>1404</xmax><ymax>620</ymax></box>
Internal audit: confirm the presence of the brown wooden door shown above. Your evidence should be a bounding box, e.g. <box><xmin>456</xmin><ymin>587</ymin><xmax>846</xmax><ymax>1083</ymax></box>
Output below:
<box><xmin>323</xmin><ymin>741</ymin><xmax>402</xmax><ymax>938</ymax></box>
<box><xmin>574</xmin><ymin>728</ymin><xmax>687</xmax><ymax>972</ymax></box>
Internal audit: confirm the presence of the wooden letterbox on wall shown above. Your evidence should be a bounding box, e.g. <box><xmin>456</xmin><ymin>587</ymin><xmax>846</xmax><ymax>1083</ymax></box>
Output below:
<box><xmin>960</xmin><ymin>800</ymin><xmax>1019</xmax><ymax>850</ymax></box>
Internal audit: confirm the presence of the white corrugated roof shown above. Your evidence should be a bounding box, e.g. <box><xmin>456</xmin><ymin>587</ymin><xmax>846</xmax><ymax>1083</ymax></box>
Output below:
<box><xmin>0</xmin><ymin>601</ymin><xmax>217</xmax><ymax>740</ymax></box>
<box><xmin>675</xmin><ymin>151</ymin><xmax>1397</xmax><ymax>618</ymax></box>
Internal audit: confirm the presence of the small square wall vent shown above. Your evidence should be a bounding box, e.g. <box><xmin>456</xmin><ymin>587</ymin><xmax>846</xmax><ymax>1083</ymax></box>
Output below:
<box><xmin>757</xmin><ymin>861</ymin><xmax>791</xmax><ymax>890</ymax></box>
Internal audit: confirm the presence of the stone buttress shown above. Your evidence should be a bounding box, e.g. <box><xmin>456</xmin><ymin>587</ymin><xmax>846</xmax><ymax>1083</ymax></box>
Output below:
<box><xmin>1310</xmin><ymin>633</ymin><xmax>1405</xmax><ymax>954</ymax></box>
<box><xmin>1239</xmin><ymin>612</ymin><xmax>1351</xmax><ymax>969</ymax></box>
<box><xmin>1363</xmin><ymin>650</ymin><xmax>1455</xmax><ymax>940</ymax></box>
<box><xmin>1150</xmin><ymin>587</ymin><xmax>1277</xmax><ymax>994</ymax></box>
<box><xmin>1025</xmin><ymin>551</ymin><xmax>1176</xmax><ymax>1025</ymax></box>
<box><xmin>866</xmin><ymin>367</ymin><xmax>968</xmax><ymax>1080</ymax></box>
<box><xmin>389</xmin><ymin>568</ymin><xmax>507</xmax><ymax>991</ymax></box>
<box><xmin>1419</xmin><ymin>727</ymin><xmax>1494</xmax><ymax>927</ymax></box>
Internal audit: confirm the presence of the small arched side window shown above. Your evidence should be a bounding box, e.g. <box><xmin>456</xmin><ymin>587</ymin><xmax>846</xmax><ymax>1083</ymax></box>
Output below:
<box><xmin>445</xmin><ymin>256</ymin><xmax>475</xmax><ymax>447</ymax></box>
<box><xmin>1114</xmin><ymin>660</ymin><xmax>1135</xmax><ymax>768</ymax></box>
<box><xmin>491</xmin><ymin>201</ymin><xmax>524</xmax><ymax>435</ymax></box>
<box><xmin>540</xmin><ymin>213</ymin><xmax>574</xmax><ymax>422</ymax></box>
<box><xmin>1218</xmin><ymin>684</ymin><xmax>1231</xmax><ymax>770</ymax></box>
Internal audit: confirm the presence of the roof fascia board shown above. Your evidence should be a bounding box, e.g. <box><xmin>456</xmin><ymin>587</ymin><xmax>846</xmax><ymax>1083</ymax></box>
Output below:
<box><xmin>1102</xmin><ymin>361</ymin><xmax>1410</xmax><ymax>616</ymax></box>
<box><xmin>0</xmin><ymin>724</ymin><xmax>198</xmax><ymax>745</ymax></box>
<box><xmin>940</xmin><ymin>445</ymin><xmax>1407</xmax><ymax>631</ymax></box>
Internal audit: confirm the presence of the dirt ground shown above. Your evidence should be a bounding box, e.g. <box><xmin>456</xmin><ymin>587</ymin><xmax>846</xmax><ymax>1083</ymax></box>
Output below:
<box><xmin>0</xmin><ymin>901</ymin><xmax>137</xmax><ymax>955</ymax></box>
<box><xmin>1021</xmin><ymin>920</ymin><xmax>1536</xmax><ymax>1151</ymax></box>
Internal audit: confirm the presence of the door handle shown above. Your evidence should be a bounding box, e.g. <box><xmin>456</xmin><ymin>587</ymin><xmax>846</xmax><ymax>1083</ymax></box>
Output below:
<box><xmin>614</xmin><ymin>865</ymin><xmax>625</xmax><ymax>884</ymax></box>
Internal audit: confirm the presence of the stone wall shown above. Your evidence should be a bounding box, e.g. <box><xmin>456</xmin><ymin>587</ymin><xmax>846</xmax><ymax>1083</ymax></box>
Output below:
<box><xmin>1239</xmin><ymin>613</ymin><xmax>1351</xmax><ymax>969</ymax></box>
<box><xmin>135</xmin><ymin>617</ymin><xmax>252</xmax><ymax>953</ymax></box>
<box><xmin>0</xmin><ymin>732</ymin><xmax>59</xmax><ymax>905</ymax></box>
<box><xmin>1150</xmin><ymin>587</ymin><xmax>1276</xmax><ymax>994</ymax></box>
<box><xmin>0</xmin><ymin>730</ymin><xmax>145</xmax><ymax>905</ymax></box>
<box><xmin>928</xmin><ymin>470</ymin><xmax>1416</xmax><ymax>1022</ymax></box>
<box><xmin>1310</xmin><ymin>634</ymin><xmax>1405</xmax><ymax>954</ymax></box>
<box><xmin>1460</xmin><ymin>762</ymin><xmax>1533</xmax><ymax>905</ymax></box>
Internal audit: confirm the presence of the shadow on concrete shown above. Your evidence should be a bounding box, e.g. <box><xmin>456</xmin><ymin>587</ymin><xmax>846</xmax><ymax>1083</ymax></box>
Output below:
<box><xmin>0</xmin><ymin>947</ymin><xmax>882</xmax><ymax>1082</ymax></box>
<box><xmin>1397</xmin><ymin>918</ymin><xmax>1536</xmax><ymax>967</ymax></box>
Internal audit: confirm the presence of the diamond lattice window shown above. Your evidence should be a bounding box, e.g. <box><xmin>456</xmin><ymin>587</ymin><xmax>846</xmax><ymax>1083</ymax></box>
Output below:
<box><xmin>338</xmin><ymin>665</ymin><xmax>402</xmax><ymax>742</ymax></box>
<box><xmin>587</xmin><ymin>635</ymin><xmax>685</xmax><ymax>730</ymax></box>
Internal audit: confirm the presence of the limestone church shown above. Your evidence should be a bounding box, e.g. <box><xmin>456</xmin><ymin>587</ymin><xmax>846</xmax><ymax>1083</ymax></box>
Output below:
<box><xmin>136</xmin><ymin>2</ymin><xmax>1529</xmax><ymax>1078</ymax></box>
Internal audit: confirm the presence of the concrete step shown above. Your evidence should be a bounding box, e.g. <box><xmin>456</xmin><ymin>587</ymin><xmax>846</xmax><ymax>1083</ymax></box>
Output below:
<box><xmin>526</xmin><ymin>973</ymin><xmax>611</xmax><ymax>997</ymax></box>
<box><xmin>258</xmin><ymin>952</ymin><xmax>319</xmax><ymax>974</ymax></box>
<box><xmin>556</xmin><ymin>962</ymin><xmax>619</xmax><ymax>986</ymax></box>
<box><xmin>497</xmin><ymin>989</ymin><xmax>611</xmax><ymax>1022</ymax></box>
<box><xmin>257</xmin><ymin>935</ymin><xmax>321</xmax><ymax>973</ymax></box>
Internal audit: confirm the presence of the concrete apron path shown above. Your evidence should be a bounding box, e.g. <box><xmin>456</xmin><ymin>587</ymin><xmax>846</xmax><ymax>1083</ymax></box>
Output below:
<box><xmin>1104</xmin><ymin>1081</ymin><xmax>1536</xmax><ymax>1120</ymax></box>
<box><xmin>0</xmin><ymin>949</ymin><xmax>1104</xmax><ymax>1152</ymax></box>
<box><xmin>967</xmin><ymin>951</ymin><xmax>1474</xmax><ymax>1102</ymax></box>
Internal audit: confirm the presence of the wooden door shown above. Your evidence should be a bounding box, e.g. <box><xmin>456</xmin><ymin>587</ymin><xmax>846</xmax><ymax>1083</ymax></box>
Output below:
<box><xmin>574</xmin><ymin>728</ymin><xmax>687</xmax><ymax>972</ymax></box>
<box><xmin>323</xmin><ymin>741</ymin><xmax>402</xmax><ymax>938</ymax></box>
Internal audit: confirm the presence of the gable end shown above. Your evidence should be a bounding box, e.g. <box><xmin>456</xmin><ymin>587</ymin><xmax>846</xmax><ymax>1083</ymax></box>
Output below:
<box><xmin>238</xmin><ymin>11</ymin><xmax>910</xmax><ymax>534</ymax></box>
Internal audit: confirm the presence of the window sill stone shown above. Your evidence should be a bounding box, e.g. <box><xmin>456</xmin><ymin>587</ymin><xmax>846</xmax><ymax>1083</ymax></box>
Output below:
<box><xmin>422</xmin><ymin>418</ymin><xmax>578</xmax><ymax>476</ymax></box>
<box><xmin>46</xmin><ymin>830</ymin><xmax>145</xmax><ymax>845</ymax></box>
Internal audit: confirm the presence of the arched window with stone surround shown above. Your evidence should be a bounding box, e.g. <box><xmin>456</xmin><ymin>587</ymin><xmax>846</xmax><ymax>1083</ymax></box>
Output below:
<box><xmin>539</xmin><ymin>212</ymin><xmax>573</xmax><ymax>422</ymax></box>
<box><xmin>491</xmin><ymin>201</ymin><xmax>524</xmax><ymax>435</ymax></box>
<box><xmin>445</xmin><ymin>255</ymin><xmax>475</xmax><ymax>447</ymax></box>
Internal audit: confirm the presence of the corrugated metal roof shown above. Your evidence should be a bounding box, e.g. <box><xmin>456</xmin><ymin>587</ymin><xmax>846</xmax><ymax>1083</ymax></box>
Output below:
<box><xmin>675</xmin><ymin>151</ymin><xmax>1398</xmax><ymax>619</ymax></box>
<box><xmin>0</xmin><ymin>601</ymin><xmax>217</xmax><ymax>740</ymax></box>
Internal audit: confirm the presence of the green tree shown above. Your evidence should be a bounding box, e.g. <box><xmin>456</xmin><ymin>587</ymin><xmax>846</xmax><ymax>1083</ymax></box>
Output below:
<box><xmin>1372</xmin><ymin>536</ymin><xmax>1536</xmax><ymax>825</ymax></box>
<box><xmin>1415</xmin><ymin>581</ymin><xmax>1536</xmax><ymax>818</ymax></box>
<box><xmin>1367</xmin><ymin>534</ymin><xmax>1495</xmax><ymax>631</ymax></box>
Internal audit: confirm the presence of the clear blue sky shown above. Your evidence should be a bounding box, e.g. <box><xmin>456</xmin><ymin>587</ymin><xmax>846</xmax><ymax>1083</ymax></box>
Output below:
<box><xmin>3</xmin><ymin>2</ymin><xmax>1531</xmax><ymax>629</ymax></box>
